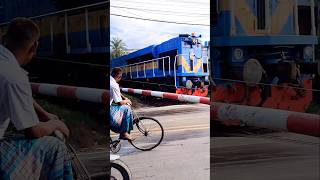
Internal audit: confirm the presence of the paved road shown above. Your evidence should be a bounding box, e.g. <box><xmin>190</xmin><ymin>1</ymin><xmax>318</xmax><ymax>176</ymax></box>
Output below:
<box><xmin>113</xmin><ymin>104</ymin><xmax>211</xmax><ymax>180</ymax></box>
<box><xmin>79</xmin><ymin>103</ymin><xmax>319</xmax><ymax>180</ymax></box>
<box><xmin>211</xmin><ymin>132</ymin><xmax>320</xmax><ymax>180</ymax></box>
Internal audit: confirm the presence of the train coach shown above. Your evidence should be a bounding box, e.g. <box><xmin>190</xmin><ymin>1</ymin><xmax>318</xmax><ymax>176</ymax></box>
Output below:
<box><xmin>111</xmin><ymin>33</ymin><xmax>210</xmax><ymax>96</ymax></box>
<box><xmin>211</xmin><ymin>0</ymin><xmax>319</xmax><ymax>112</ymax></box>
<box><xmin>0</xmin><ymin>1</ymin><xmax>109</xmax><ymax>63</ymax></box>
<box><xmin>0</xmin><ymin>1</ymin><xmax>109</xmax><ymax>88</ymax></box>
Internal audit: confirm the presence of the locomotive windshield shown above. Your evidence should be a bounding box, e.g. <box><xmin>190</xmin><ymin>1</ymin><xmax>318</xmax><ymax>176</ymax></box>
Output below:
<box><xmin>180</xmin><ymin>33</ymin><xmax>202</xmax><ymax>45</ymax></box>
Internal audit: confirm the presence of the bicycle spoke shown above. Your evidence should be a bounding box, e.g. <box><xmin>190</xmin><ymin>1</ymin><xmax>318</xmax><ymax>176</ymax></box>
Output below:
<box><xmin>130</xmin><ymin>117</ymin><xmax>164</xmax><ymax>151</ymax></box>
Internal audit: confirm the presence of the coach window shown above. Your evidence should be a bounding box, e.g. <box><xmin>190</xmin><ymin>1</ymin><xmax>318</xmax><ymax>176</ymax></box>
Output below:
<box><xmin>99</xmin><ymin>15</ymin><xmax>107</xmax><ymax>39</ymax></box>
<box><xmin>256</xmin><ymin>0</ymin><xmax>266</xmax><ymax>30</ymax></box>
<box><xmin>0</xmin><ymin>1</ymin><xmax>3</xmax><ymax>22</ymax></box>
<box><xmin>315</xmin><ymin>5</ymin><xmax>318</xmax><ymax>35</ymax></box>
<box><xmin>212</xmin><ymin>0</ymin><xmax>219</xmax><ymax>26</ymax></box>
<box><xmin>298</xmin><ymin>6</ymin><xmax>312</xmax><ymax>35</ymax></box>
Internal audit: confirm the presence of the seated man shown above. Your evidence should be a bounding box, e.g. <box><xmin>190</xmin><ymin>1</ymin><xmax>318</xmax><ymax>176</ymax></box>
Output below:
<box><xmin>110</xmin><ymin>68</ymin><xmax>134</xmax><ymax>140</ymax></box>
<box><xmin>0</xmin><ymin>18</ymin><xmax>73</xmax><ymax>179</ymax></box>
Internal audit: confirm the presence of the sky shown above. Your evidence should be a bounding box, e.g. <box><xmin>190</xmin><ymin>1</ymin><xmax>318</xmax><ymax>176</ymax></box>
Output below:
<box><xmin>110</xmin><ymin>0</ymin><xmax>210</xmax><ymax>51</ymax></box>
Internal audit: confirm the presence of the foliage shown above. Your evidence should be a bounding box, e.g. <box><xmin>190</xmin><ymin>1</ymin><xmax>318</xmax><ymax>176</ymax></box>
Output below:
<box><xmin>111</xmin><ymin>37</ymin><xmax>128</xmax><ymax>59</ymax></box>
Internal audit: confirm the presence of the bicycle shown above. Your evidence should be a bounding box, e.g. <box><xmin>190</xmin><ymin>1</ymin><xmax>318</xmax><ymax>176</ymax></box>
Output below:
<box><xmin>53</xmin><ymin>130</ymin><xmax>108</xmax><ymax>180</ymax></box>
<box><xmin>66</xmin><ymin>136</ymin><xmax>132</xmax><ymax>180</ymax></box>
<box><xmin>110</xmin><ymin>105</ymin><xmax>164</xmax><ymax>153</ymax></box>
<box><xmin>110</xmin><ymin>154</ymin><xmax>132</xmax><ymax>180</ymax></box>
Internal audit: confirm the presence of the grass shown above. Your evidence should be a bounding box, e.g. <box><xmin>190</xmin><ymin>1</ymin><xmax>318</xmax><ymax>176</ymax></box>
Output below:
<box><xmin>36</xmin><ymin>98</ymin><xmax>107</xmax><ymax>150</ymax></box>
<box><xmin>122</xmin><ymin>93</ymin><xmax>145</xmax><ymax>108</ymax></box>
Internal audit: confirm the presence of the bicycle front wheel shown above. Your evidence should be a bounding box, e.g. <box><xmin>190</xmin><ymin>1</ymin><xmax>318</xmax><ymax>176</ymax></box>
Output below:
<box><xmin>111</xmin><ymin>160</ymin><xmax>132</xmax><ymax>180</ymax></box>
<box><xmin>130</xmin><ymin>117</ymin><xmax>164</xmax><ymax>151</ymax></box>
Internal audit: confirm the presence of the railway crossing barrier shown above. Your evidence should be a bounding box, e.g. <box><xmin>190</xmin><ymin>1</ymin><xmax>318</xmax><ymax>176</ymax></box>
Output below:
<box><xmin>30</xmin><ymin>83</ymin><xmax>320</xmax><ymax>137</ymax></box>
<box><xmin>31</xmin><ymin>83</ymin><xmax>109</xmax><ymax>104</ymax></box>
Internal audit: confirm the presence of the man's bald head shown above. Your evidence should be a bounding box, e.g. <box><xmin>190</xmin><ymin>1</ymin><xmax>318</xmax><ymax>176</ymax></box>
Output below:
<box><xmin>2</xmin><ymin>17</ymin><xmax>40</xmax><ymax>65</ymax></box>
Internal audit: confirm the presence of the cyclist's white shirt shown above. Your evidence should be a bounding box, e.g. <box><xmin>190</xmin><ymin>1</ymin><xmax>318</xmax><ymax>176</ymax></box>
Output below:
<box><xmin>110</xmin><ymin>76</ymin><xmax>122</xmax><ymax>105</ymax></box>
<box><xmin>0</xmin><ymin>45</ymin><xmax>39</xmax><ymax>139</ymax></box>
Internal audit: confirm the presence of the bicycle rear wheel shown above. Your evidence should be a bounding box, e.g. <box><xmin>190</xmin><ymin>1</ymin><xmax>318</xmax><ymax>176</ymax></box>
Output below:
<box><xmin>67</xmin><ymin>144</ymin><xmax>91</xmax><ymax>180</ymax></box>
<box><xmin>129</xmin><ymin>117</ymin><xmax>164</xmax><ymax>151</ymax></box>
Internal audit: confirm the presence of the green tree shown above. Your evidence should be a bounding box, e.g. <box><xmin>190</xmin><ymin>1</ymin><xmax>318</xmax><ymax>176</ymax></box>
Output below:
<box><xmin>111</xmin><ymin>37</ymin><xmax>128</xmax><ymax>59</ymax></box>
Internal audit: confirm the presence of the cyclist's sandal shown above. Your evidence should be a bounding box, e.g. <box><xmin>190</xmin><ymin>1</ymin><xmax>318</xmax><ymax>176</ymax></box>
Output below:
<box><xmin>119</xmin><ymin>135</ymin><xmax>135</xmax><ymax>141</ymax></box>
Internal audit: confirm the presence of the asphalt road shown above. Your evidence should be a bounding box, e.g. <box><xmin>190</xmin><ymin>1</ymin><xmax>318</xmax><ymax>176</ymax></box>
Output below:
<box><xmin>77</xmin><ymin>103</ymin><xmax>319</xmax><ymax>180</ymax></box>
<box><xmin>113</xmin><ymin>104</ymin><xmax>211</xmax><ymax>180</ymax></box>
<box><xmin>211</xmin><ymin>132</ymin><xmax>320</xmax><ymax>180</ymax></box>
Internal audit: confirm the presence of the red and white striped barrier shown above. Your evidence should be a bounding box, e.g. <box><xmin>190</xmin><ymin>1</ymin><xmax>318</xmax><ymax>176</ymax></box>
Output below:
<box><xmin>121</xmin><ymin>88</ymin><xmax>210</xmax><ymax>105</ymax></box>
<box><xmin>211</xmin><ymin>102</ymin><xmax>320</xmax><ymax>137</ymax></box>
<box><xmin>31</xmin><ymin>83</ymin><xmax>109</xmax><ymax>104</ymax></box>
<box><xmin>30</xmin><ymin>83</ymin><xmax>319</xmax><ymax>136</ymax></box>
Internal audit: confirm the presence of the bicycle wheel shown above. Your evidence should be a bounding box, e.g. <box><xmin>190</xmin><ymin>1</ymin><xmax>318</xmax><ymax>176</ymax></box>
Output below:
<box><xmin>129</xmin><ymin>117</ymin><xmax>164</xmax><ymax>151</ymax></box>
<box><xmin>111</xmin><ymin>160</ymin><xmax>132</xmax><ymax>180</ymax></box>
<box><xmin>67</xmin><ymin>144</ymin><xmax>91</xmax><ymax>180</ymax></box>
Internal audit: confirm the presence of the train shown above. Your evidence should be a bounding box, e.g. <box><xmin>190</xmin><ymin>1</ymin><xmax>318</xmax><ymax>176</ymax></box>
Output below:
<box><xmin>211</xmin><ymin>0</ymin><xmax>319</xmax><ymax>112</ymax></box>
<box><xmin>111</xmin><ymin>33</ymin><xmax>210</xmax><ymax>96</ymax></box>
<box><xmin>0</xmin><ymin>1</ymin><xmax>109</xmax><ymax>88</ymax></box>
<box><xmin>0</xmin><ymin>1</ymin><xmax>109</xmax><ymax>63</ymax></box>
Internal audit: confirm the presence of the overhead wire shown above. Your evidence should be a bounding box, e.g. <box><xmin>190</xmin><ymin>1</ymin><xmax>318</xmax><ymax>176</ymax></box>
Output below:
<box><xmin>113</xmin><ymin>0</ymin><xmax>209</xmax><ymax>6</ymax></box>
<box><xmin>110</xmin><ymin>14</ymin><xmax>210</xmax><ymax>26</ymax></box>
<box><xmin>111</xmin><ymin>5</ymin><xmax>209</xmax><ymax>17</ymax></box>
<box><xmin>111</xmin><ymin>0</ymin><xmax>209</xmax><ymax>10</ymax></box>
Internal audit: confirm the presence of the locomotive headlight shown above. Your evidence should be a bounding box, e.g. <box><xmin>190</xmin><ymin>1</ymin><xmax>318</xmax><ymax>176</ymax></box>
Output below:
<box><xmin>303</xmin><ymin>46</ymin><xmax>313</xmax><ymax>60</ymax></box>
<box><xmin>205</xmin><ymin>76</ymin><xmax>209</xmax><ymax>82</ymax></box>
<box><xmin>186</xmin><ymin>80</ymin><xmax>193</xmax><ymax>89</ymax></box>
<box><xmin>233</xmin><ymin>48</ymin><xmax>243</xmax><ymax>61</ymax></box>
<box><xmin>182</xmin><ymin>77</ymin><xmax>187</xmax><ymax>82</ymax></box>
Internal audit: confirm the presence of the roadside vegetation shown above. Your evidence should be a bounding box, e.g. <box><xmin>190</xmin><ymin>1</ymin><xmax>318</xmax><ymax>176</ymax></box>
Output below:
<box><xmin>36</xmin><ymin>97</ymin><xmax>107</xmax><ymax>150</ymax></box>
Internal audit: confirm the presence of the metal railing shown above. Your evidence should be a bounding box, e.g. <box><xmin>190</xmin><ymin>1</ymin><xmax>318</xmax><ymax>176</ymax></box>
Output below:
<box><xmin>0</xmin><ymin>1</ymin><xmax>108</xmax><ymax>54</ymax></box>
<box><xmin>117</xmin><ymin>56</ymin><xmax>171</xmax><ymax>79</ymax></box>
<box><xmin>118</xmin><ymin>54</ymin><xmax>209</xmax><ymax>88</ymax></box>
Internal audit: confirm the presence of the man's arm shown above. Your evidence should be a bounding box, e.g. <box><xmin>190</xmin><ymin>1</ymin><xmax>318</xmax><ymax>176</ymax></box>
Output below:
<box><xmin>25</xmin><ymin>119</ymin><xmax>70</xmax><ymax>138</ymax></box>
<box><xmin>7</xmin><ymin>82</ymin><xmax>69</xmax><ymax>138</ymax></box>
<box><xmin>117</xmin><ymin>99</ymin><xmax>132</xmax><ymax>105</ymax></box>
<box><xmin>121</xmin><ymin>94</ymin><xmax>128</xmax><ymax>100</ymax></box>
<box><xmin>34</xmin><ymin>100</ymin><xmax>58</xmax><ymax>121</ymax></box>
<box><xmin>32</xmin><ymin>101</ymin><xmax>69</xmax><ymax>137</ymax></box>
<box><xmin>111</xmin><ymin>86</ymin><xmax>132</xmax><ymax>105</ymax></box>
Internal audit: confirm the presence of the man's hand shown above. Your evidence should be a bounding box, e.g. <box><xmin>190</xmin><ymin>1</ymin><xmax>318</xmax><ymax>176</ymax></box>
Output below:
<box><xmin>125</xmin><ymin>99</ymin><xmax>132</xmax><ymax>106</ymax></box>
<box><xmin>119</xmin><ymin>98</ymin><xmax>132</xmax><ymax>106</ymax></box>
<box><xmin>25</xmin><ymin>119</ymin><xmax>70</xmax><ymax>138</ymax></box>
<box><xmin>53</xmin><ymin>119</ymin><xmax>70</xmax><ymax>137</ymax></box>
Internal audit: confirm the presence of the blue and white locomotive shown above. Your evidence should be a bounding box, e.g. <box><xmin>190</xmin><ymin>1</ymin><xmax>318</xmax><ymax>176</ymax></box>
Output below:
<box><xmin>211</xmin><ymin>0</ymin><xmax>319</xmax><ymax>112</ymax></box>
<box><xmin>111</xmin><ymin>33</ymin><xmax>210</xmax><ymax>96</ymax></box>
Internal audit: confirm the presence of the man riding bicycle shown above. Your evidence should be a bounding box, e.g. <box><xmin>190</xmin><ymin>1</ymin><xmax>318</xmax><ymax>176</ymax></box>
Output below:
<box><xmin>110</xmin><ymin>68</ymin><xmax>135</xmax><ymax>141</ymax></box>
<box><xmin>0</xmin><ymin>18</ymin><xmax>73</xmax><ymax>179</ymax></box>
